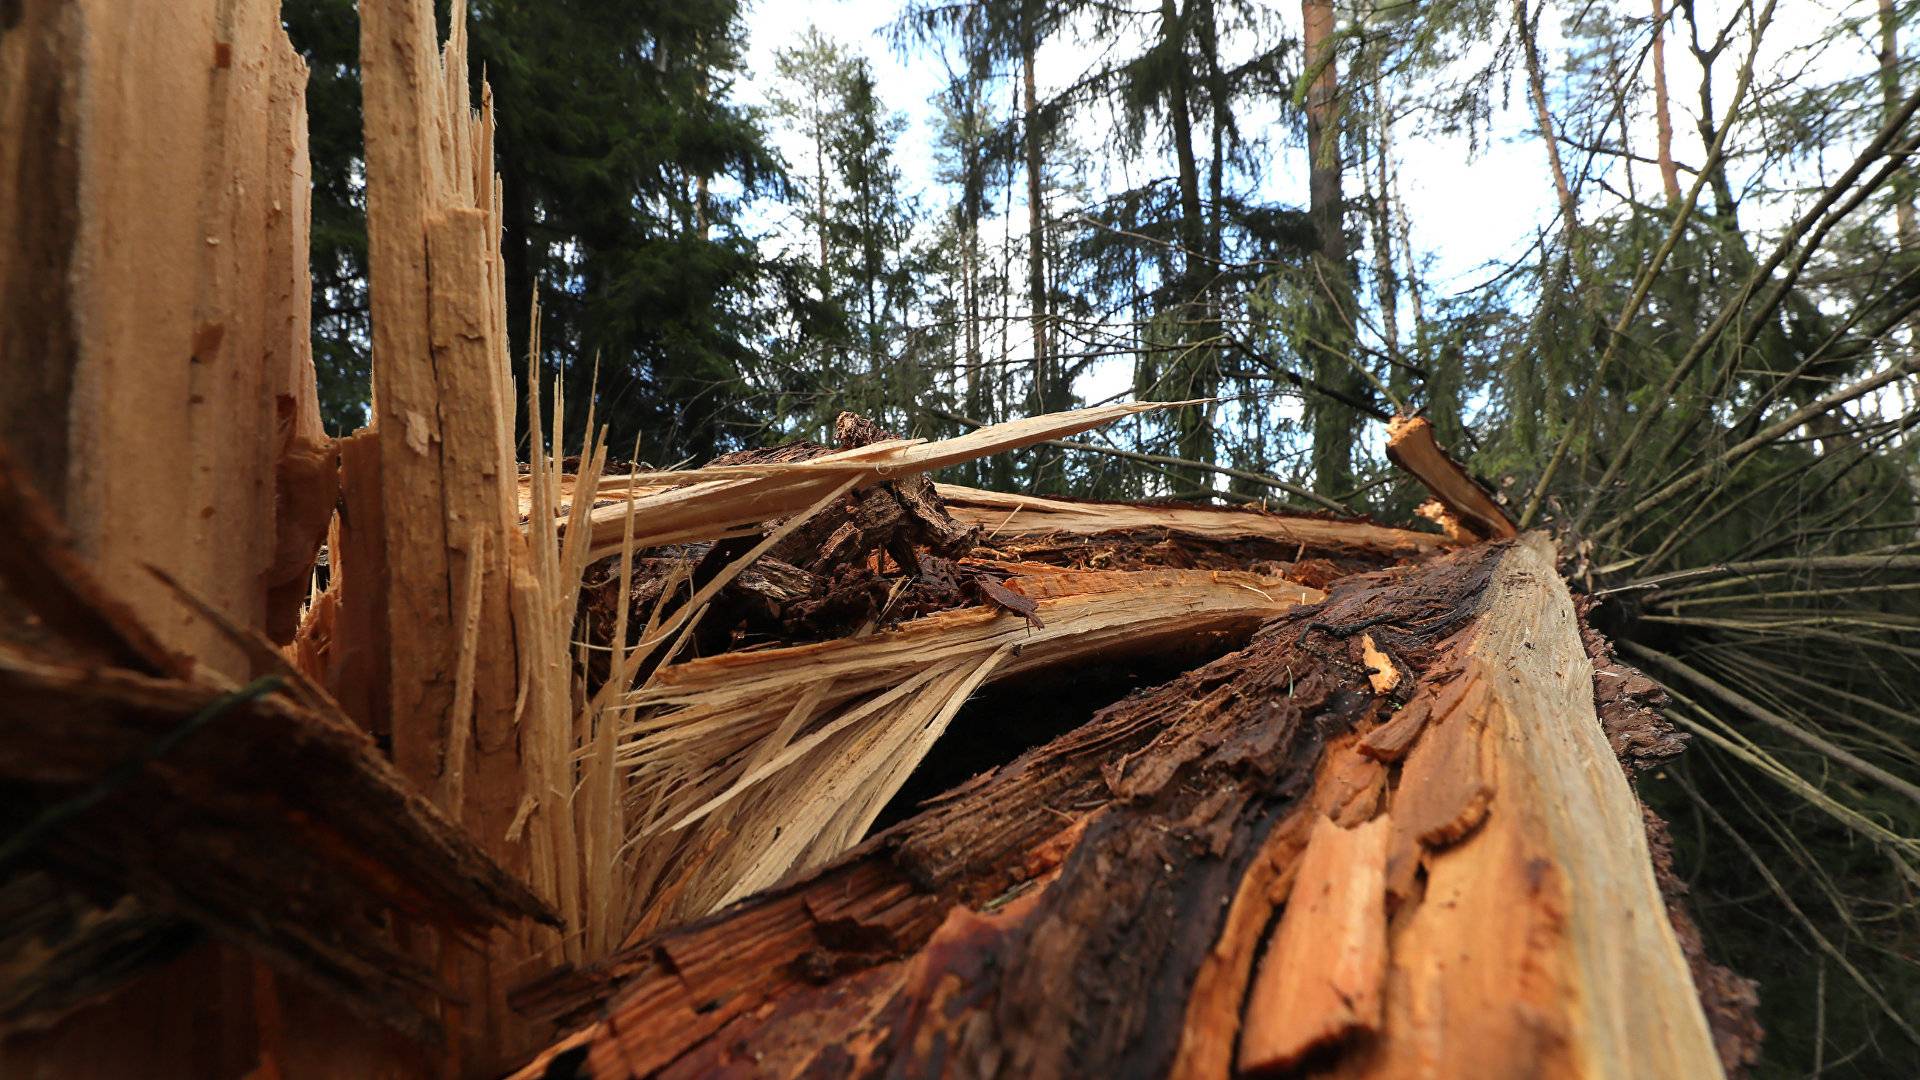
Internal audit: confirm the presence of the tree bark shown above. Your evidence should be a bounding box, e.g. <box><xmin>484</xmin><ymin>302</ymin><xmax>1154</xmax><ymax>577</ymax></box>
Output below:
<box><xmin>1881</xmin><ymin>0</ymin><xmax>1919</xmax><ymax>249</ymax></box>
<box><xmin>1163</xmin><ymin>0</ymin><xmax>1216</xmax><ymax>482</ymax></box>
<box><xmin>1022</xmin><ymin>8</ymin><xmax>1061</xmax><ymax>484</ymax></box>
<box><xmin>1651</xmin><ymin>0</ymin><xmax>1684</xmax><ymax>203</ymax></box>
<box><xmin>508</xmin><ymin>538</ymin><xmax>1729</xmax><ymax>1080</ymax></box>
<box><xmin>1023</xmin><ymin>20</ymin><xmax>1049</xmax><ymax>402</ymax></box>
<box><xmin>815</xmin><ymin>85</ymin><xmax>831</xmax><ymax>295</ymax></box>
<box><xmin>1367</xmin><ymin>86</ymin><xmax>1403</xmax><ymax>390</ymax></box>
<box><xmin>1302</xmin><ymin>0</ymin><xmax>1359</xmax><ymax>495</ymax></box>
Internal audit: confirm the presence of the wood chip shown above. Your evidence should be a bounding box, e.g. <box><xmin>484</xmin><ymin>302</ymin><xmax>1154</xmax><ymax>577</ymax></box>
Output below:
<box><xmin>1238</xmin><ymin>813</ymin><xmax>1392</xmax><ymax>1074</ymax></box>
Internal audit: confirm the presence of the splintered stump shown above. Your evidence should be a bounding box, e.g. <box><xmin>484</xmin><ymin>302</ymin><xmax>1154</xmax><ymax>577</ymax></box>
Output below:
<box><xmin>511</xmin><ymin>536</ymin><xmax>1722</xmax><ymax>1079</ymax></box>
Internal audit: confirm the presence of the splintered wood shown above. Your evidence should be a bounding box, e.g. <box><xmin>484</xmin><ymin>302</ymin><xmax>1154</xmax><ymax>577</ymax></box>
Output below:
<box><xmin>1386</xmin><ymin>416</ymin><xmax>1518</xmax><ymax>542</ymax></box>
<box><xmin>0</xmin><ymin>0</ymin><xmax>330</xmax><ymax>678</ymax></box>
<box><xmin>1365</xmin><ymin>535</ymin><xmax>1718</xmax><ymax>1079</ymax></box>
<box><xmin>3</xmin><ymin>0</ymin><xmax>1741</xmax><ymax>1073</ymax></box>
<box><xmin>360</xmin><ymin>0</ymin><xmax>522</xmax><ymax>828</ymax></box>
<box><xmin>513</xmin><ymin>536</ymin><xmax>1725</xmax><ymax>1080</ymax></box>
<box><xmin>0</xmin><ymin>447</ymin><xmax>552</xmax><ymax>1042</ymax></box>
<box><xmin>349</xmin><ymin>0</ymin><xmax>545</xmax><ymax>1069</ymax></box>
<box><xmin>619</xmin><ymin>566</ymin><xmax>1323</xmax><ymax>929</ymax></box>
<box><xmin>1239</xmin><ymin>814</ymin><xmax>1391</xmax><ymax>1073</ymax></box>
<box><xmin>560</xmin><ymin>402</ymin><xmax>1183</xmax><ymax>558</ymax></box>
<box><xmin>938</xmin><ymin>483</ymin><xmax>1455</xmax><ymax>559</ymax></box>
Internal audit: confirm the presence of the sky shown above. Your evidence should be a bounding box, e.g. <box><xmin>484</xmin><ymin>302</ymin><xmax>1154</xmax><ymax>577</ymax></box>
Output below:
<box><xmin>728</xmin><ymin>0</ymin><xmax>1888</xmax><ymax>412</ymax></box>
<box><xmin>734</xmin><ymin>1</ymin><xmax>1555</xmax><ymax>284</ymax></box>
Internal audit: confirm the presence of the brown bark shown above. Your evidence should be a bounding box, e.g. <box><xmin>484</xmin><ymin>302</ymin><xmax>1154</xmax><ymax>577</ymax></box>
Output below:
<box><xmin>1162</xmin><ymin>0</ymin><xmax>1218</xmax><ymax>476</ymax></box>
<box><xmin>509</xmin><ymin>538</ymin><xmax>1724</xmax><ymax>1079</ymax></box>
<box><xmin>509</xmin><ymin>546</ymin><xmax>1494</xmax><ymax>1076</ymax></box>
<box><xmin>1303</xmin><ymin>0</ymin><xmax>1343</xmax><ymax>266</ymax></box>
<box><xmin>1368</xmin><ymin>96</ymin><xmax>1403</xmax><ymax>380</ymax></box>
<box><xmin>1021</xmin><ymin>4</ymin><xmax>1057</xmax><ymax>461</ymax></box>
<box><xmin>1882</xmin><ymin>0</ymin><xmax>1919</xmax><ymax>249</ymax></box>
<box><xmin>1302</xmin><ymin>0</ymin><xmax>1358</xmax><ymax>494</ymax></box>
<box><xmin>0</xmin><ymin>4</ymin><xmax>380</xmax><ymax>1073</ymax></box>
<box><xmin>1</xmin><ymin>3</ymin><xmax>1755</xmax><ymax>1075</ymax></box>
<box><xmin>0</xmin><ymin>0</ymin><xmax>82</xmax><ymax>518</ymax></box>
<box><xmin>0</xmin><ymin>444</ymin><xmax>553</xmax><ymax>1046</ymax></box>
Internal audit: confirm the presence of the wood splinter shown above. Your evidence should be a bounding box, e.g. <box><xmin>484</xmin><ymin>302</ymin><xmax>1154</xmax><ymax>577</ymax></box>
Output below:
<box><xmin>1385</xmin><ymin>416</ymin><xmax>1518</xmax><ymax>541</ymax></box>
<box><xmin>1239</xmin><ymin>813</ymin><xmax>1392</xmax><ymax>1074</ymax></box>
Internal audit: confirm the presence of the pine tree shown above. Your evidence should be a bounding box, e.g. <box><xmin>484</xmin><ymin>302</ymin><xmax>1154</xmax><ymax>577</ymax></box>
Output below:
<box><xmin>763</xmin><ymin>32</ymin><xmax>929</xmax><ymax>436</ymax></box>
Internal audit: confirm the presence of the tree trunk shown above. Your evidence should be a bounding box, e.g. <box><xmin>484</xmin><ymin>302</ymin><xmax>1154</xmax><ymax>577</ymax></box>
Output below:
<box><xmin>1199</xmin><ymin>0</ymin><xmax>1228</xmax><ymax>266</ymax></box>
<box><xmin>1515</xmin><ymin>0</ymin><xmax>1578</xmax><ymax>234</ymax></box>
<box><xmin>1881</xmin><ymin>0</ymin><xmax>1919</xmax><ymax>249</ymax></box>
<box><xmin>815</xmin><ymin>98</ymin><xmax>830</xmax><ymax>297</ymax></box>
<box><xmin>1683</xmin><ymin>6</ymin><xmax>1741</xmax><ymax>231</ymax></box>
<box><xmin>1367</xmin><ymin>86</ymin><xmax>1403</xmax><ymax>392</ymax></box>
<box><xmin>1163</xmin><ymin>0</ymin><xmax>1216</xmax><ymax>484</ymax></box>
<box><xmin>1022</xmin><ymin>33</ymin><xmax>1048</xmax><ymax>409</ymax></box>
<box><xmin>509</xmin><ymin>537</ymin><xmax>1732</xmax><ymax>1080</ymax></box>
<box><xmin>1022</xmin><ymin>10</ymin><xmax>1060</xmax><ymax>484</ymax></box>
<box><xmin>1651</xmin><ymin>0</ymin><xmax>1683</xmax><ymax>203</ymax></box>
<box><xmin>694</xmin><ymin>61</ymin><xmax>712</xmax><ymax>243</ymax></box>
<box><xmin>1164</xmin><ymin>2</ymin><xmax>1205</xmax><ymax>265</ymax></box>
<box><xmin>1302</xmin><ymin>0</ymin><xmax>1359</xmax><ymax>495</ymax></box>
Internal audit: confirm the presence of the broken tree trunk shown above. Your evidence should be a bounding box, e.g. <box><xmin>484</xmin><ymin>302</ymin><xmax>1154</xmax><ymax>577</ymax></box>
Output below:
<box><xmin>0</xmin><ymin>0</ymin><xmax>333</xmax><ymax>677</ymax></box>
<box><xmin>2</xmin><ymin>0</ymin><xmax>1752</xmax><ymax>1071</ymax></box>
<box><xmin>0</xmin><ymin>3</ymin><xmax>407</xmax><ymax>1076</ymax></box>
<box><xmin>0</xmin><ymin>441</ymin><xmax>550</xmax><ymax>1063</ymax></box>
<box><xmin>350</xmin><ymin>0</ymin><xmax>604</xmax><ymax>1070</ymax></box>
<box><xmin>509</xmin><ymin>536</ymin><xmax>1724</xmax><ymax>1079</ymax></box>
<box><xmin>561</xmin><ymin>402</ymin><xmax>1184</xmax><ymax>560</ymax></box>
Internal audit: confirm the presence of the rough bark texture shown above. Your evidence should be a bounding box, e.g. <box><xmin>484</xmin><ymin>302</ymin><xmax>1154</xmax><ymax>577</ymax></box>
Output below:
<box><xmin>508</xmin><ymin>545</ymin><xmax>1505</xmax><ymax>1077</ymax></box>
<box><xmin>1301</xmin><ymin>0</ymin><xmax>1359</xmax><ymax>493</ymax></box>
<box><xmin>512</xmin><ymin>537</ymin><xmax>1731</xmax><ymax>1080</ymax></box>
<box><xmin>1640</xmin><ymin>809</ymin><xmax>1765</xmax><ymax>1077</ymax></box>
<box><xmin>0</xmin><ymin>5</ymin><xmax>358</xmax><ymax>1074</ymax></box>
<box><xmin>2</xmin><ymin>3</ymin><xmax>1758</xmax><ymax>1074</ymax></box>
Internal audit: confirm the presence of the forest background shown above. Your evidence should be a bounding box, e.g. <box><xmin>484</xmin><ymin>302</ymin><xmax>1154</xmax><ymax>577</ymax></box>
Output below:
<box><xmin>282</xmin><ymin>0</ymin><xmax>1920</xmax><ymax>1074</ymax></box>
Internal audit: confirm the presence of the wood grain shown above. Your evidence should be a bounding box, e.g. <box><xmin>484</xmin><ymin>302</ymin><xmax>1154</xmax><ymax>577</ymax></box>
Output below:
<box><xmin>939</xmin><ymin>483</ymin><xmax>1456</xmax><ymax>559</ymax></box>
<box><xmin>1385</xmin><ymin>416</ymin><xmax>1517</xmax><ymax>542</ymax></box>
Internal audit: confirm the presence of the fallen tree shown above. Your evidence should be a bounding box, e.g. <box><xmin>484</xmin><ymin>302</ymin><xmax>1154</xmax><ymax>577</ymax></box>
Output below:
<box><xmin>0</xmin><ymin>1</ymin><xmax>1763</xmax><ymax>1076</ymax></box>
<box><xmin>507</xmin><ymin>537</ymin><xmax>1738</xmax><ymax>1079</ymax></box>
